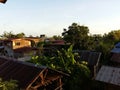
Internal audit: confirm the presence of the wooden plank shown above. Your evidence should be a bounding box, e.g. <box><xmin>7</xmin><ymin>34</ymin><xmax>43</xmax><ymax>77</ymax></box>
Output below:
<box><xmin>33</xmin><ymin>75</ymin><xmax>61</xmax><ymax>89</ymax></box>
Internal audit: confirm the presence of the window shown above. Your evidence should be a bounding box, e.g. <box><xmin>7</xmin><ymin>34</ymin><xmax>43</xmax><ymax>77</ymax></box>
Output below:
<box><xmin>15</xmin><ymin>42</ymin><xmax>20</xmax><ymax>46</ymax></box>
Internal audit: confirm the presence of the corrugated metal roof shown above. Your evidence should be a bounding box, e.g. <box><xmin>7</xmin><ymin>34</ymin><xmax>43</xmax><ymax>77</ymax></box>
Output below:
<box><xmin>115</xmin><ymin>42</ymin><xmax>120</xmax><ymax>48</ymax></box>
<box><xmin>0</xmin><ymin>58</ymin><xmax>44</xmax><ymax>89</ymax></box>
<box><xmin>0</xmin><ymin>57</ymin><xmax>66</xmax><ymax>89</ymax></box>
<box><xmin>111</xmin><ymin>48</ymin><xmax>120</xmax><ymax>53</ymax></box>
<box><xmin>111</xmin><ymin>42</ymin><xmax>120</xmax><ymax>53</ymax></box>
<box><xmin>96</xmin><ymin>65</ymin><xmax>120</xmax><ymax>86</ymax></box>
<box><xmin>78</xmin><ymin>51</ymin><xmax>101</xmax><ymax>66</ymax></box>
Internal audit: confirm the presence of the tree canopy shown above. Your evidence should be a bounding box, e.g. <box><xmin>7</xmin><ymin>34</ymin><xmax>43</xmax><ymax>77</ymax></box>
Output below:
<box><xmin>0</xmin><ymin>31</ymin><xmax>25</xmax><ymax>39</ymax></box>
<box><xmin>103</xmin><ymin>30</ymin><xmax>120</xmax><ymax>43</ymax></box>
<box><xmin>62</xmin><ymin>23</ymin><xmax>89</xmax><ymax>49</ymax></box>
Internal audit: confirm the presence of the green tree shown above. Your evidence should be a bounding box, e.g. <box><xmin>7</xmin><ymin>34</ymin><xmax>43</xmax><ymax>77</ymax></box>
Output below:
<box><xmin>62</xmin><ymin>23</ymin><xmax>89</xmax><ymax>49</ymax></box>
<box><xmin>16</xmin><ymin>32</ymin><xmax>25</xmax><ymax>38</ymax></box>
<box><xmin>0</xmin><ymin>31</ymin><xmax>15</xmax><ymax>39</ymax></box>
<box><xmin>52</xmin><ymin>35</ymin><xmax>62</xmax><ymax>40</ymax></box>
<box><xmin>103</xmin><ymin>30</ymin><xmax>120</xmax><ymax>44</ymax></box>
<box><xmin>0</xmin><ymin>31</ymin><xmax>25</xmax><ymax>39</ymax></box>
<box><xmin>88</xmin><ymin>34</ymin><xmax>103</xmax><ymax>50</ymax></box>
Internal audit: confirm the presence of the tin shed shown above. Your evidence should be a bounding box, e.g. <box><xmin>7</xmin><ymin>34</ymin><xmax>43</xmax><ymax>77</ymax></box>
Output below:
<box><xmin>96</xmin><ymin>65</ymin><xmax>120</xmax><ymax>90</ymax></box>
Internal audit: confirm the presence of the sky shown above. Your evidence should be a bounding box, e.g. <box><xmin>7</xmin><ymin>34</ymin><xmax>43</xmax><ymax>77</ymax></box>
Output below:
<box><xmin>0</xmin><ymin>0</ymin><xmax>120</xmax><ymax>37</ymax></box>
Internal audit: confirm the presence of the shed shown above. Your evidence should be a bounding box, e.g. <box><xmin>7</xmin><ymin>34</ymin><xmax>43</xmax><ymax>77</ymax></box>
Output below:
<box><xmin>76</xmin><ymin>50</ymin><xmax>101</xmax><ymax>78</ymax></box>
<box><xmin>0</xmin><ymin>57</ymin><xmax>67</xmax><ymax>90</ymax></box>
<box><xmin>95</xmin><ymin>65</ymin><xmax>120</xmax><ymax>90</ymax></box>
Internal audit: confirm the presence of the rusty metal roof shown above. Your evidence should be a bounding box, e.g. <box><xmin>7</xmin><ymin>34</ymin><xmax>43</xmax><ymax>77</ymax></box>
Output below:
<box><xmin>96</xmin><ymin>65</ymin><xmax>120</xmax><ymax>86</ymax></box>
<box><xmin>78</xmin><ymin>51</ymin><xmax>101</xmax><ymax>66</ymax></box>
<box><xmin>13</xmin><ymin>47</ymin><xmax>33</xmax><ymax>53</ymax></box>
<box><xmin>0</xmin><ymin>57</ymin><xmax>66</xmax><ymax>89</ymax></box>
<box><xmin>0</xmin><ymin>57</ymin><xmax>45</xmax><ymax>89</ymax></box>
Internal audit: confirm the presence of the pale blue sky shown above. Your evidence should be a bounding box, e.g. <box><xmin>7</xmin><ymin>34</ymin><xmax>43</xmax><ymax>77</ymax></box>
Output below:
<box><xmin>0</xmin><ymin>0</ymin><xmax>120</xmax><ymax>37</ymax></box>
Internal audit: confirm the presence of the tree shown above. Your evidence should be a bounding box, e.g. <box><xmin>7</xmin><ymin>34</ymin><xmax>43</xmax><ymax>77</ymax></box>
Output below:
<box><xmin>88</xmin><ymin>34</ymin><xmax>103</xmax><ymax>50</ymax></box>
<box><xmin>0</xmin><ymin>31</ymin><xmax>25</xmax><ymax>39</ymax></box>
<box><xmin>0</xmin><ymin>31</ymin><xmax>15</xmax><ymax>39</ymax></box>
<box><xmin>62</xmin><ymin>23</ymin><xmax>89</xmax><ymax>49</ymax></box>
<box><xmin>16</xmin><ymin>32</ymin><xmax>25</xmax><ymax>38</ymax></box>
<box><xmin>52</xmin><ymin>35</ymin><xmax>62</xmax><ymax>40</ymax></box>
<box><xmin>103</xmin><ymin>30</ymin><xmax>120</xmax><ymax>44</ymax></box>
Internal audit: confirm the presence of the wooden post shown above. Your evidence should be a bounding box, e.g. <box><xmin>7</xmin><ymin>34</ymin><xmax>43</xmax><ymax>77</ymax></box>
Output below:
<box><xmin>55</xmin><ymin>77</ymin><xmax>63</xmax><ymax>90</ymax></box>
<box><xmin>59</xmin><ymin>78</ymin><xmax>62</xmax><ymax>90</ymax></box>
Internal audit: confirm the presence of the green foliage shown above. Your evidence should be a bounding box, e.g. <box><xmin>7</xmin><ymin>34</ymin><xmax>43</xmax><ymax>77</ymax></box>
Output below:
<box><xmin>0</xmin><ymin>78</ymin><xmax>18</xmax><ymax>90</ymax></box>
<box><xmin>0</xmin><ymin>31</ymin><xmax>25</xmax><ymax>39</ymax></box>
<box><xmin>28</xmin><ymin>45</ymin><xmax>91</xmax><ymax>90</ymax></box>
<box><xmin>104</xmin><ymin>30</ymin><xmax>120</xmax><ymax>43</ymax></box>
<box><xmin>66</xmin><ymin>63</ymin><xmax>90</xmax><ymax>90</ymax></box>
<box><xmin>87</xmin><ymin>34</ymin><xmax>103</xmax><ymax>50</ymax></box>
<box><xmin>52</xmin><ymin>35</ymin><xmax>62</xmax><ymax>40</ymax></box>
<box><xmin>62</xmin><ymin>23</ymin><xmax>89</xmax><ymax>49</ymax></box>
<box><xmin>36</xmin><ymin>42</ymin><xmax>44</xmax><ymax>47</ymax></box>
<box><xmin>62</xmin><ymin>23</ymin><xmax>120</xmax><ymax>65</ymax></box>
<box><xmin>29</xmin><ymin>45</ymin><xmax>77</xmax><ymax>73</ymax></box>
<box><xmin>16</xmin><ymin>32</ymin><xmax>25</xmax><ymax>38</ymax></box>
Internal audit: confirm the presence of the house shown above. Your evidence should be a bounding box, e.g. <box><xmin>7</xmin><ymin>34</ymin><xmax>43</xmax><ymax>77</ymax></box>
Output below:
<box><xmin>0</xmin><ymin>38</ymin><xmax>31</xmax><ymax>50</ymax></box>
<box><xmin>25</xmin><ymin>37</ymin><xmax>45</xmax><ymax>47</ymax></box>
<box><xmin>95</xmin><ymin>65</ymin><xmax>120</xmax><ymax>90</ymax></box>
<box><xmin>0</xmin><ymin>56</ymin><xmax>68</xmax><ymax>90</ymax></box>
<box><xmin>0</xmin><ymin>38</ymin><xmax>37</xmax><ymax>60</ymax></box>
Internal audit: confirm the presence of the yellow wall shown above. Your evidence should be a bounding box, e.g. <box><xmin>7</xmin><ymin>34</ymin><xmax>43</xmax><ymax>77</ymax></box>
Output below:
<box><xmin>12</xmin><ymin>39</ymin><xmax>31</xmax><ymax>49</ymax></box>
